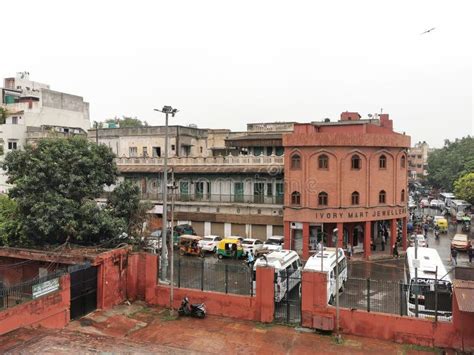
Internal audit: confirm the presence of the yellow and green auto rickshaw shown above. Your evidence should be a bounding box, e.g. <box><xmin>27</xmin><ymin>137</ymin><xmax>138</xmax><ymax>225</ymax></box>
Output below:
<box><xmin>435</xmin><ymin>217</ymin><xmax>448</xmax><ymax>233</ymax></box>
<box><xmin>216</xmin><ymin>238</ymin><xmax>244</xmax><ymax>259</ymax></box>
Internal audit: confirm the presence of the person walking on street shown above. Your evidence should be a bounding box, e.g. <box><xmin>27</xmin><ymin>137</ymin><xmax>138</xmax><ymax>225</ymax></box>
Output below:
<box><xmin>393</xmin><ymin>243</ymin><xmax>399</xmax><ymax>258</ymax></box>
<box><xmin>468</xmin><ymin>244</ymin><xmax>473</xmax><ymax>263</ymax></box>
<box><xmin>451</xmin><ymin>248</ymin><xmax>458</xmax><ymax>266</ymax></box>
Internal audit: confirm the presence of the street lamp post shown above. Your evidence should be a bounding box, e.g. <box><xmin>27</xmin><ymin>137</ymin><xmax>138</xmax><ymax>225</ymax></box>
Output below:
<box><xmin>154</xmin><ymin>106</ymin><xmax>178</xmax><ymax>282</ymax></box>
<box><xmin>333</xmin><ymin>227</ymin><xmax>342</xmax><ymax>343</ymax></box>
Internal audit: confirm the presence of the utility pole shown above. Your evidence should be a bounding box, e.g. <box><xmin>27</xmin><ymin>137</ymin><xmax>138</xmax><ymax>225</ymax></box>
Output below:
<box><xmin>169</xmin><ymin>168</ymin><xmax>177</xmax><ymax>313</ymax></box>
<box><xmin>414</xmin><ymin>230</ymin><xmax>419</xmax><ymax>317</ymax></box>
<box><xmin>154</xmin><ymin>106</ymin><xmax>178</xmax><ymax>282</ymax></box>
<box><xmin>334</xmin><ymin>227</ymin><xmax>342</xmax><ymax>343</ymax></box>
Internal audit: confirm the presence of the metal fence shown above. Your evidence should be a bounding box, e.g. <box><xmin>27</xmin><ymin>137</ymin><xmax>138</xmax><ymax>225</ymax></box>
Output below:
<box><xmin>0</xmin><ymin>269</ymin><xmax>66</xmax><ymax>311</ymax></box>
<box><xmin>159</xmin><ymin>257</ymin><xmax>254</xmax><ymax>296</ymax></box>
<box><xmin>339</xmin><ymin>277</ymin><xmax>452</xmax><ymax>320</ymax></box>
<box><xmin>274</xmin><ymin>270</ymin><xmax>302</xmax><ymax>324</ymax></box>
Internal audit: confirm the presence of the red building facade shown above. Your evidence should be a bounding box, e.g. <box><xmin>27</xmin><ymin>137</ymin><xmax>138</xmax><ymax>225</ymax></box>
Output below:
<box><xmin>283</xmin><ymin>112</ymin><xmax>411</xmax><ymax>260</ymax></box>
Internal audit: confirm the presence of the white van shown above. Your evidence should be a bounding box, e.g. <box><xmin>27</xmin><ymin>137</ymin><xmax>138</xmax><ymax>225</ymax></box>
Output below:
<box><xmin>253</xmin><ymin>250</ymin><xmax>302</xmax><ymax>302</ymax></box>
<box><xmin>304</xmin><ymin>248</ymin><xmax>347</xmax><ymax>305</ymax></box>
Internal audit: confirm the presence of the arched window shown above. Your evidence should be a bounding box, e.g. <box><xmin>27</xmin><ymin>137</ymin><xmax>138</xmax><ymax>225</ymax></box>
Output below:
<box><xmin>401</xmin><ymin>189</ymin><xmax>405</xmax><ymax>202</ymax></box>
<box><xmin>351</xmin><ymin>191</ymin><xmax>360</xmax><ymax>205</ymax></box>
<box><xmin>291</xmin><ymin>191</ymin><xmax>301</xmax><ymax>205</ymax></box>
<box><xmin>318</xmin><ymin>192</ymin><xmax>328</xmax><ymax>206</ymax></box>
<box><xmin>379</xmin><ymin>190</ymin><xmax>386</xmax><ymax>204</ymax></box>
<box><xmin>351</xmin><ymin>154</ymin><xmax>361</xmax><ymax>170</ymax></box>
<box><xmin>379</xmin><ymin>155</ymin><xmax>387</xmax><ymax>169</ymax></box>
<box><xmin>318</xmin><ymin>154</ymin><xmax>329</xmax><ymax>169</ymax></box>
<box><xmin>291</xmin><ymin>154</ymin><xmax>301</xmax><ymax>170</ymax></box>
<box><xmin>401</xmin><ymin>155</ymin><xmax>406</xmax><ymax>169</ymax></box>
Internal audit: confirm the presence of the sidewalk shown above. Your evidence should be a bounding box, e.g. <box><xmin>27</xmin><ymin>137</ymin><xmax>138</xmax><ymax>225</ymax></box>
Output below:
<box><xmin>0</xmin><ymin>301</ymin><xmax>448</xmax><ymax>354</ymax></box>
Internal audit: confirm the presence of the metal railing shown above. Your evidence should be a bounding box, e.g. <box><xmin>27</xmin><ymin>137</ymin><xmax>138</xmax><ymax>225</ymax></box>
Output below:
<box><xmin>116</xmin><ymin>154</ymin><xmax>284</xmax><ymax>166</ymax></box>
<box><xmin>0</xmin><ymin>269</ymin><xmax>66</xmax><ymax>311</ymax></box>
<box><xmin>137</xmin><ymin>192</ymin><xmax>284</xmax><ymax>205</ymax></box>
<box><xmin>159</xmin><ymin>257</ymin><xmax>254</xmax><ymax>296</ymax></box>
<box><xmin>338</xmin><ymin>277</ymin><xmax>452</xmax><ymax>321</ymax></box>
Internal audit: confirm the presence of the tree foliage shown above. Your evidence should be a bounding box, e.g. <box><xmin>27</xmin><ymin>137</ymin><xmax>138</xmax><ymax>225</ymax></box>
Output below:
<box><xmin>454</xmin><ymin>173</ymin><xmax>474</xmax><ymax>205</ymax></box>
<box><xmin>2</xmin><ymin>137</ymin><xmax>125</xmax><ymax>246</ymax></box>
<box><xmin>427</xmin><ymin>136</ymin><xmax>474</xmax><ymax>191</ymax></box>
<box><xmin>0</xmin><ymin>195</ymin><xmax>22</xmax><ymax>246</ymax></box>
<box><xmin>104</xmin><ymin>116</ymin><xmax>147</xmax><ymax>128</ymax></box>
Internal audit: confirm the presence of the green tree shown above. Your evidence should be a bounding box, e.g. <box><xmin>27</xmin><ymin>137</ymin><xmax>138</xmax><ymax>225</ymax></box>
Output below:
<box><xmin>105</xmin><ymin>116</ymin><xmax>148</xmax><ymax>128</ymax></box>
<box><xmin>0</xmin><ymin>107</ymin><xmax>8</xmax><ymax>125</ymax></box>
<box><xmin>0</xmin><ymin>195</ymin><xmax>22</xmax><ymax>246</ymax></box>
<box><xmin>427</xmin><ymin>136</ymin><xmax>474</xmax><ymax>190</ymax></box>
<box><xmin>2</xmin><ymin>137</ymin><xmax>123</xmax><ymax>246</ymax></box>
<box><xmin>108</xmin><ymin>180</ymin><xmax>151</xmax><ymax>238</ymax></box>
<box><xmin>454</xmin><ymin>173</ymin><xmax>474</xmax><ymax>205</ymax></box>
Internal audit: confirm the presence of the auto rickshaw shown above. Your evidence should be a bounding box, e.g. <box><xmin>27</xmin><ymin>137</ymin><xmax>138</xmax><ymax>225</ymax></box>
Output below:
<box><xmin>216</xmin><ymin>238</ymin><xmax>244</xmax><ymax>259</ymax></box>
<box><xmin>435</xmin><ymin>217</ymin><xmax>448</xmax><ymax>233</ymax></box>
<box><xmin>178</xmin><ymin>235</ymin><xmax>204</xmax><ymax>257</ymax></box>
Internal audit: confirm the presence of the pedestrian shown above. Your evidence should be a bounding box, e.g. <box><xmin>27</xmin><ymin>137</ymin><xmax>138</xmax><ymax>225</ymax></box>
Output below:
<box><xmin>246</xmin><ymin>250</ymin><xmax>255</xmax><ymax>267</ymax></box>
<box><xmin>451</xmin><ymin>248</ymin><xmax>458</xmax><ymax>266</ymax></box>
<box><xmin>393</xmin><ymin>243</ymin><xmax>399</xmax><ymax>258</ymax></box>
<box><xmin>468</xmin><ymin>244</ymin><xmax>473</xmax><ymax>263</ymax></box>
<box><xmin>347</xmin><ymin>243</ymin><xmax>352</xmax><ymax>260</ymax></box>
<box><xmin>423</xmin><ymin>222</ymin><xmax>428</xmax><ymax>237</ymax></box>
<box><xmin>381</xmin><ymin>236</ymin><xmax>385</xmax><ymax>251</ymax></box>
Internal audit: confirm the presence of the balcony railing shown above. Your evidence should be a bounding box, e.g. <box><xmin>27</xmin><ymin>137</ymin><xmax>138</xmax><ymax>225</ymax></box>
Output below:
<box><xmin>116</xmin><ymin>154</ymin><xmax>284</xmax><ymax>166</ymax></box>
<box><xmin>125</xmin><ymin>192</ymin><xmax>284</xmax><ymax>205</ymax></box>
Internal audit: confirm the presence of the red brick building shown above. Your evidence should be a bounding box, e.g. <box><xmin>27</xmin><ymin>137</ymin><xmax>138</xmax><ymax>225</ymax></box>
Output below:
<box><xmin>283</xmin><ymin>112</ymin><xmax>411</xmax><ymax>260</ymax></box>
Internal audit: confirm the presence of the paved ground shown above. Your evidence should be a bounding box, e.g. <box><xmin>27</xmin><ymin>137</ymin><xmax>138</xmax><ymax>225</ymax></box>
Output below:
<box><xmin>0</xmin><ymin>302</ymin><xmax>448</xmax><ymax>354</ymax></box>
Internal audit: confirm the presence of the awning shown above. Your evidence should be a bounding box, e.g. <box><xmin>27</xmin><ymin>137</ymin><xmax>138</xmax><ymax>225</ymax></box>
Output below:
<box><xmin>454</xmin><ymin>280</ymin><xmax>474</xmax><ymax>312</ymax></box>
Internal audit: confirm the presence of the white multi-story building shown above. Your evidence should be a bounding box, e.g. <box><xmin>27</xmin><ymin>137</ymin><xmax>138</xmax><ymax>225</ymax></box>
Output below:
<box><xmin>0</xmin><ymin>72</ymin><xmax>90</xmax><ymax>192</ymax></box>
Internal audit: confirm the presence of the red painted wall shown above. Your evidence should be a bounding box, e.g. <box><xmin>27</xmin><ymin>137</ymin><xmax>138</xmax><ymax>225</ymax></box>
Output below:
<box><xmin>0</xmin><ymin>275</ymin><xmax>70</xmax><ymax>336</ymax></box>
<box><xmin>0</xmin><ymin>257</ymin><xmax>53</xmax><ymax>286</ymax></box>
<box><xmin>452</xmin><ymin>292</ymin><xmax>474</xmax><ymax>352</ymax></box>
<box><xmin>301</xmin><ymin>270</ymin><xmax>468</xmax><ymax>350</ymax></box>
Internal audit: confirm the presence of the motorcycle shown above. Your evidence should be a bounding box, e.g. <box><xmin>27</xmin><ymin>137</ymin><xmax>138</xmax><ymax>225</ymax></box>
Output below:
<box><xmin>178</xmin><ymin>297</ymin><xmax>206</xmax><ymax>319</ymax></box>
<box><xmin>434</xmin><ymin>228</ymin><xmax>440</xmax><ymax>240</ymax></box>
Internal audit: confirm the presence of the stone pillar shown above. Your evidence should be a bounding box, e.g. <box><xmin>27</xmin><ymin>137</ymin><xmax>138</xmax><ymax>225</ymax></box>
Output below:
<box><xmin>337</xmin><ymin>222</ymin><xmax>344</xmax><ymax>248</ymax></box>
<box><xmin>390</xmin><ymin>218</ymin><xmax>397</xmax><ymax>254</ymax></box>
<box><xmin>284</xmin><ymin>221</ymin><xmax>291</xmax><ymax>250</ymax></box>
<box><xmin>302</xmin><ymin>222</ymin><xmax>310</xmax><ymax>260</ymax></box>
<box><xmin>364</xmin><ymin>221</ymin><xmax>372</xmax><ymax>259</ymax></box>
<box><xmin>402</xmin><ymin>217</ymin><xmax>408</xmax><ymax>251</ymax></box>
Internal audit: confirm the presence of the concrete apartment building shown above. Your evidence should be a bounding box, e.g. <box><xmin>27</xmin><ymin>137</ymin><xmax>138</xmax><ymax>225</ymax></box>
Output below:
<box><xmin>283</xmin><ymin>112</ymin><xmax>411</xmax><ymax>260</ymax></box>
<box><xmin>0</xmin><ymin>72</ymin><xmax>90</xmax><ymax>192</ymax></box>
<box><xmin>89</xmin><ymin>122</ymin><xmax>290</xmax><ymax>239</ymax></box>
<box><xmin>407</xmin><ymin>141</ymin><xmax>433</xmax><ymax>180</ymax></box>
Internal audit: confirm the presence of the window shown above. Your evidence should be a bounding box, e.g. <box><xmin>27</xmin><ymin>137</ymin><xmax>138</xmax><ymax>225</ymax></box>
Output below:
<box><xmin>379</xmin><ymin>190</ymin><xmax>386</xmax><ymax>204</ymax></box>
<box><xmin>379</xmin><ymin>155</ymin><xmax>386</xmax><ymax>169</ymax></box>
<box><xmin>234</xmin><ymin>182</ymin><xmax>244</xmax><ymax>202</ymax></box>
<box><xmin>129</xmin><ymin>147</ymin><xmax>137</xmax><ymax>157</ymax></box>
<box><xmin>254</xmin><ymin>146</ymin><xmax>264</xmax><ymax>156</ymax></box>
<box><xmin>351</xmin><ymin>191</ymin><xmax>359</xmax><ymax>205</ymax></box>
<box><xmin>401</xmin><ymin>189</ymin><xmax>405</xmax><ymax>202</ymax></box>
<box><xmin>318</xmin><ymin>154</ymin><xmax>329</xmax><ymax>169</ymax></box>
<box><xmin>291</xmin><ymin>154</ymin><xmax>301</xmax><ymax>169</ymax></box>
<box><xmin>266</xmin><ymin>183</ymin><xmax>273</xmax><ymax>197</ymax></box>
<box><xmin>417</xmin><ymin>155</ymin><xmax>422</xmax><ymax>159</ymax></box>
<box><xmin>152</xmin><ymin>147</ymin><xmax>161</xmax><ymax>157</ymax></box>
<box><xmin>351</xmin><ymin>154</ymin><xmax>361</xmax><ymax>170</ymax></box>
<box><xmin>200</xmin><ymin>146</ymin><xmax>203</xmax><ymax>154</ymax></box>
<box><xmin>401</xmin><ymin>155</ymin><xmax>406</xmax><ymax>168</ymax></box>
<box><xmin>291</xmin><ymin>191</ymin><xmax>301</xmax><ymax>205</ymax></box>
<box><xmin>11</xmin><ymin>116</ymin><xmax>18</xmax><ymax>124</ymax></box>
<box><xmin>266</xmin><ymin>147</ymin><xmax>273</xmax><ymax>156</ymax></box>
<box><xmin>318</xmin><ymin>192</ymin><xmax>328</xmax><ymax>206</ymax></box>
<box><xmin>8</xmin><ymin>141</ymin><xmax>17</xmax><ymax>150</ymax></box>
<box><xmin>275</xmin><ymin>147</ymin><xmax>284</xmax><ymax>156</ymax></box>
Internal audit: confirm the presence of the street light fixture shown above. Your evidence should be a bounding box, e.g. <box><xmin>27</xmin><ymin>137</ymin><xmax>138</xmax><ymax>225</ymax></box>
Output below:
<box><xmin>154</xmin><ymin>106</ymin><xmax>179</xmax><ymax>283</ymax></box>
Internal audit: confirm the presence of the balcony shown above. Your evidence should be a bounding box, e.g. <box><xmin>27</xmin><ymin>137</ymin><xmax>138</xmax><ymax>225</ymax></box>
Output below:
<box><xmin>102</xmin><ymin>191</ymin><xmax>284</xmax><ymax>205</ymax></box>
<box><xmin>116</xmin><ymin>154</ymin><xmax>284</xmax><ymax>166</ymax></box>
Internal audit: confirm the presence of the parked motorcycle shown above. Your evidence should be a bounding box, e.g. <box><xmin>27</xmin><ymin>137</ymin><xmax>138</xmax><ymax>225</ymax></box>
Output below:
<box><xmin>178</xmin><ymin>297</ymin><xmax>206</xmax><ymax>318</ymax></box>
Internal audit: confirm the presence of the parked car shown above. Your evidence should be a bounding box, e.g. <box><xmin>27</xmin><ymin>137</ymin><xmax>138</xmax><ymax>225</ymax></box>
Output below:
<box><xmin>430</xmin><ymin>199</ymin><xmax>445</xmax><ymax>209</ymax></box>
<box><xmin>174</xmin><ymin>224</ymin><xmax>196</xmax><ymax>236</ymax></box>
<box><xmin>198</xmin><ymin>235</ymin><xmax>222</xmax><ymax>253</ymax></box>
<box><xmin>409</xmin><ymin>234</ymin><xmax>427</xmax><ymax>248</ymax></box>
<box><xmin>263</xmin><ymin>236</ymin><xmax>285</xmax><ymax>251</ymax></box>
<box><xmin>420</xmin><ymin>199</ymin><xmax>430</xmax><ymax>208</ymax></box>
<box><xmin>241</xmin><ymin>238</ymin><xmax>264</xmax><ymax>255</ymax></box>
<box><xmin>451</xmin><ymin>234</ymin><xmax>470</xmax><ymax>251</ymax></box>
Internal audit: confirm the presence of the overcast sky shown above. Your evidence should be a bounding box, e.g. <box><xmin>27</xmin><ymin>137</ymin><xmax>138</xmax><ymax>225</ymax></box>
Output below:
<box><xmin>1</xmin><ymin>0</ymin><xmax>472</xmax><ymax>147</ymax></box>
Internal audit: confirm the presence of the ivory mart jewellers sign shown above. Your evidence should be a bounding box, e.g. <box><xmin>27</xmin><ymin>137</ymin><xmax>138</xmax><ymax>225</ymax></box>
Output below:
<box><xmin>32</xmin><ymin>278</ymin><xmax>59</xmax><ymax>299</ymax></box>
<box><xmin>311</xmin><ymin>206</ymin><xmax>408</xmax><ymax>223</ymax></box>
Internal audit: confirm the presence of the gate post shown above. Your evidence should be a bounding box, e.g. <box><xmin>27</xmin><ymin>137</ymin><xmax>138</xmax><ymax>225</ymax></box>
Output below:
<box><xmin>256</xmin><ymin>266</ymin><xmax>275</xmax><ymax>323</ymax></box>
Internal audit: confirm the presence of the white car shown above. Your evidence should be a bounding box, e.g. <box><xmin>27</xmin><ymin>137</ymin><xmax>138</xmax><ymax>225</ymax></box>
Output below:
<box><xmin>242</xmin><ymin>238</ymin><xmax>264</xmax><ymax>255</ymax></box>
<box><xmin>263</xmin><ymin>236</ymin><xmax>285</xmax><ymax>251</ymax></box>
<box><xmin>198</xmin><ymin>235</ymin><xmax>222</xmax><ymax>253</ymax></box>
<box><xmin>409</xmin><ymin>234</ymin><xmax>428</xmax><ymax>248</ymax></box>
<box><xmin>420</xmin><ymin>199</ymin><xmax>430</xmax><ymax>208</ymax></box>
<box><xmin>430</xmin><ymin>200</ymin><xmax>445</xmax><ymax>209</ymax></box>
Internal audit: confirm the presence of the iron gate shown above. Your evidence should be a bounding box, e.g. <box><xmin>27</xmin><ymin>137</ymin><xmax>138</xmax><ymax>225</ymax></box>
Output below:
<box><xmin>70</xmin><ymin>266</ymin><xmax>97</xmax><ymax>320</ymax></box>
<box><xmin>274</xmin><ymin>270</ymin><xmax>301</xmax><ymax>324</ymax></box>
